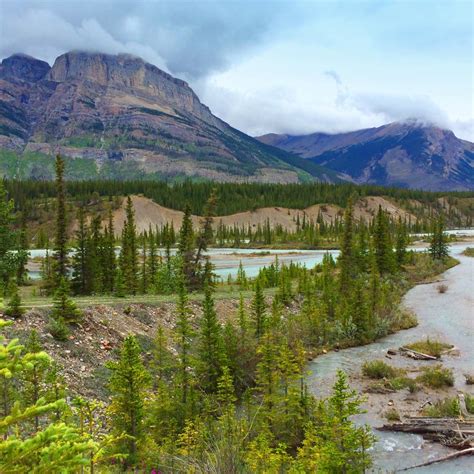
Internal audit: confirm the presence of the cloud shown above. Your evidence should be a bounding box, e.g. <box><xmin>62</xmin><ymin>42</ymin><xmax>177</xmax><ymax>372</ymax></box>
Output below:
<box><xmin>0</xmin><ymin>0</ymin><xmax>292</xmax><ymax>79</ymax></box>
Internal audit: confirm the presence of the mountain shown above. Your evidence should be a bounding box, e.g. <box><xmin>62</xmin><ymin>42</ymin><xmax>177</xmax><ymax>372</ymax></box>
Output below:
<box><xmin>0</xmin><ymin>51</ymin><xmax>339</xmax><ymax>183</ymax></box>
<box><xmin>258</xmin><ymin>121</ymin><xmax>474</xmax><ymax>190</ymax></box>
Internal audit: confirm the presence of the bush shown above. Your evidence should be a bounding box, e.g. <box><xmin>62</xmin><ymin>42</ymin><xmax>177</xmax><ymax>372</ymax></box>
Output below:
<box><xmin>48</xmin><ymin>316</ymin><xmax>69</xmax><ymax>341</ymax></box>
<box><xmin>423</xmin><ymin>397</ymin><xmax>460</xmax><ymax>418</ymax></box>
<box><xmin>462</xmin><ymin>247</ymin><xmax>474</xmax><ymax>257</ymax></box>
<box><xmin>385</xmin><ymin>408</ymin><xmax>401</xmax><ymax>421</ymax></box>
<box><xmin>405</xmin><ymin>338</ymin><xmax>452</xmax><ymax>358</ymax></box>
<box><xmin>388</xmin><ymin>376</ymin><xmax>418</xmax><ymax>393</ymax></box>
<box><xmin>417</xmin><ymin>365</ymin><xmax>454</xmax><ymax>388</ymax></box>
<box><xmin>362</xmin><ymin>360</ymin><xmax>398</xmax><ymax>379</ymax></box>
<box><xmin>465</xmin><ymin>394</ymin><xmax>474</xmax><ymax>414</ymax></box>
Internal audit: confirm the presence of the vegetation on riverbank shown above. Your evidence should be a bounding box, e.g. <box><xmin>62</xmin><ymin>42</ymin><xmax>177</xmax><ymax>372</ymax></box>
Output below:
<box><xmin>0</xmin><ymin>155</ymin><xmax>463</xmax><ymax>471</ymax></box>
<box><xmin>462</xmin><ymin>247</ymin><xmax>474</xmax><ymax>257</ymax></box>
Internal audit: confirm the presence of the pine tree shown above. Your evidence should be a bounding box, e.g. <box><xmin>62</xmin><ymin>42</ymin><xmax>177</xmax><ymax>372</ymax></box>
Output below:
<box><xmin>197</xmin><ymin>259</ymin><xmax>224</xmax><ymax>393</ymax></box>
<box><xmin>178</xmin><ymin>204</ymin><xmax>196</xmax><ymax>289</ymax></box>
<box><xmin>16</xmin><ymin>214</ymin><xmax>29</xmax><ymax>285</ymax></box>
<box><xmin>339</xmin><ymin>197</ymin><xmax>355</xmax><ymax>292</ymax></box>
<box><xmin>395</xmin><ymin>217</ymin><xmax>408</xmax><ymax>267</ymax></box>
<box><xmin>50</xmin><ymin>277</ymin><xmax>82</xmax><ymax>331</ymax></box>
<box><xmin>429</xmin><ymin>217</ymin><xmax>449</xmax><ymax>260</ymax></box>
<box><xmin>102</xmin><ymin>208</ymin><xmax>116</xmax><ymax>293</ymax></box>
<box><xmin>174</xmin><ymin>270</ymin><xmax>195</xmax><ymax>421</ymax></box>
<box><xmin>71</xmin><ymin>206</ymin><xmax>89</xmax><ymax>295</ymax></box>
<box><xmin>0</xmin><ymin>181</ymin><xmax>20</xmax><ymax>291</ymax></box>
<box><xmin>119</xmin><ymin>196</ymin><xmax>138</xmax><ymax>294</ymax></box>
<box><xmin>114</xmin><ymin>268</ymin><xmax>127</xmax><ymax>297</ymax></box>
<box><xmin>373</xmin><ymin>206</ymin><xmax>395</xmax><ymax>274</ymax></box>
<box><xmin>107</xmin><ymin>335</ymin><xmax>151</xmax><ymax>469</ymax></box>
<box><xmin>53</xmin><ymin>155</ymin><xmax>69</xmax><ymax>284</ymax></box>
<box><xmin>252</xmin><ymin>279</ymin><xmax>267</xmax><ymax>339</ymax></box>
<box><xmin>4</xmin><ymin>282</ymin><xmax>24</xmax><ymax>319</ymax></box>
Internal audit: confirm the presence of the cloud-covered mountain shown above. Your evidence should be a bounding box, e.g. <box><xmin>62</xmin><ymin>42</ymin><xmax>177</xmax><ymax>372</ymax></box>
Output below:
<box><xmin>0</xmin><ymin>51</ymin><xmax>339</xmax><ymax>183</ymax></box>
<box><xmin>258</xmin><ymin>121</ymin><xmax>474</xmax><ymax>190</ymax></box>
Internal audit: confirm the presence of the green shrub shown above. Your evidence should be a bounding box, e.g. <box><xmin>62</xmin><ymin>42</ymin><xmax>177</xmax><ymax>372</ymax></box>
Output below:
<box><xmin>462</xmin><ymin>247</ymin><xmax>474</xmax><ymax>257</ymax></box>
<box><xmin>385</xmin><ymin>408</ymin><xmax>401</xmax><ymax>421</ymax></box>
<box><xmin>48</xmin><ymin>316</ymin><xmax>69</xmax><ymax>341</ymax></box>
<box><xmin>388</xmin><ymin>376</ymin><xmax>418</xmax><ymax>393</ymax></box>
<box><xmin>417</xmin><ymin>365</ymin><xmax>454</xmax><ymax>388</ymax></box>
<box><xmin>362</xmin><ymin>360</ymin><xmax>398</xmax><ymax>379</ymax></box>
<box><xmin>465</xmin><ymin>394</ymin><xmax>474</xmax><ymax>414</ymax></box>
<box><xmin>405</xmin><ymin>338</ymin><xmax>452</xmax><ymax>358</ymax></box>
<box><xmin>423</xmin><ymin>397</ymin><xmax>460</xmax><ymax>417</ymax></box>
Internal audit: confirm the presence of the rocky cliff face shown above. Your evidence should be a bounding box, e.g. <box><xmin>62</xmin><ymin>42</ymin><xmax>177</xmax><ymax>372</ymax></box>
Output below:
<box><xmin>258</xmin><ymin>122</ymin><xmax>474</xmax><ymax>190</ymax></box>
<box><xmin>0</xmin><ymin>51</ymin><xmax>336</xmax><ymax>183</ymax></box>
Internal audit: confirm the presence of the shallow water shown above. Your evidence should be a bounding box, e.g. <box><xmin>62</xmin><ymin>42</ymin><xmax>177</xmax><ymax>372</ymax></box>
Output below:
<box><xmin>306</xmin><ymin>243</ymin><xmax>474</xmax><ymax>473</ymax></box>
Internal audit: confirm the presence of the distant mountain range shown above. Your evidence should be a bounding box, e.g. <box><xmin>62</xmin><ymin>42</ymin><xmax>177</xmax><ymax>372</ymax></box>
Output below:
<box><xmin>257</xmin><ymin>122</ymin><xmax>474</xmax><ymax>190</ymax></box>
<box><xmin>0</xmin><ymin>51</ymin><xmax>472</xmax><ymax>190</ymax></box>
<box><xmin>0</xmin><ymin>51</ymin><xmax>338</xmax><ymax>183</ymax></box>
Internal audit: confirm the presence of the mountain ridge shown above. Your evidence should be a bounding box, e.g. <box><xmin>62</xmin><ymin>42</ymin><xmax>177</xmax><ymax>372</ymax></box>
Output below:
<box><xmin>257</xmin><ymin>121</ymin><xmax>474</xmax><ymax>190</ymax></box>
<box><xmin>0</xmin><ymin>51</ymin><xmax>339</xmax><ymax>183</ymax></box>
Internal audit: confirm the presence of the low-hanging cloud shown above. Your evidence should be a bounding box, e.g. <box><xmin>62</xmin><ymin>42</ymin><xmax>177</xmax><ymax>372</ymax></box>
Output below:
<box><xmin>0</xmin><ymin>0</ymin><xmax>291</xmax><ymax>78</ymax></box>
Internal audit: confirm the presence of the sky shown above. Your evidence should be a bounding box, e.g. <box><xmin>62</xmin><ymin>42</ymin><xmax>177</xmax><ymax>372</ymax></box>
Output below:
<box><xmin>1</xmin><ymin>0</ymin><xmax>472</xmax><ymax>140</ymax></box>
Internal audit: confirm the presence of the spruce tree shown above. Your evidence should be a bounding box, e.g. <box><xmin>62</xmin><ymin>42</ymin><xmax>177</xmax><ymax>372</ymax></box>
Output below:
<box><xmin>252</xmin><ymin>279</ymin><xmax>267</xmax><ymax>339</ymax></box>
<box><xmin>16</xmin><ymin>215</ymin><xmax>29</xmax><ymax>285</ymax></box>
<box><xmin>50</xmin><ymin>277</ymin><xmax>82</xmax><ymax>330</ymax></box>
<box><xmin>71</xmin><ymin>206</ymin><xmax>89</xmax><ymax>295</ymax></box>
<box><xmin>119</xmin><ymin>196</ymin><xmax>138</xmax><ymax>294</ymax></box>
<box><xmin>197</xmin><ymin>259</ymin><xmax>224</xmax><ymax>393</ymax></box>
<box><xmin>175</xmin><ymin>271</ymin><xmax>194</xmax><ymax>408</ymax></box>
<box><xmin>53</xmin><ymin>155</ymin><xmax>69</xmax><ymax>283</ymax></box>
<box><xmin>429</xmin><ymin>217</ymin><xmax>449</xmax><ymax>260</ymax></box>
<box><xmin>4</xmin><ymin>282</ymin><xmax>24</xmax><ymax>319</ymax></box>
<box><xmin>338</xmin><ymin>197</ymin><xmax>355</xmax><ymax>292</ymax></box>
<box><xmin>103</xmin><ymin>208</ymin><xmax>116</xmax><ymax>293</ymax></box>
<box><xmin>107</xmin><ymin>335</ymin><xmax>151</xmax><ymax>469</ymax></box>
<box><xmin>178</xmin><ymin>204</ymin><xmax>196</xmax><ymax>289</ymax></box>
<box><xmin>395</xmin><ymin>217</ymin><xmax>408</xmax><ymax>267</ymax></box>
<box><xmin>373</xmin><ymin>206</ymin><xmax>395</xmax><ymax>274</ymax></box>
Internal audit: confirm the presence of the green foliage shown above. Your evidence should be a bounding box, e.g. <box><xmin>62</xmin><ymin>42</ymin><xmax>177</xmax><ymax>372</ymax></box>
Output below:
<box><xmin>50</xmin><ymin>277</ymin><xmax>82</xmax><ymax>324</ymax></box>
<box><xmin>423</xmin><ymin>397</ymin><xmax>461</xmax><ymax>418</ymax></box>
<box><xmin>462</xmin><ymin>247</ymin><xmax>474</xmax><ymax>257</ymax></box>
<box><xmin>0</xmin><ymin>319</ymin><xmax>94</xmax><ymax>473</ymax></box>
<box><xmin>107</xmin><ymin>335</ymin><xmax>151</xmax><ymax>468</ymax></box>
<box><xmin>417</xmin><ymin>365</ymin><xmax>454</xmax><ymax>388</ymax></box>
<box><xmin>362</xmin><ymin>360</ymin><xmax>398</xmax><ymax>379</ymax></box>
<box><xmin>4</xmin><ymin>283</ymin><xmax>24</xmax><ymax>319</ymax></box>
<box><xmin>429</xmin><ymin>217</ymin><xmax>449</xmax><ymax>260</ymax></box>
<box><xmin>405</xmin><ymin>338</ymin><xmax>452</xmax><ymax>358</ymax></box>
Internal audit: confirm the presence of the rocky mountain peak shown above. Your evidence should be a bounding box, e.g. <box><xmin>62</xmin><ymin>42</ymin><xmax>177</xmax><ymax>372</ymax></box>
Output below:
<box><xmin>0</xmin><ymin>54</ymin><xmax>51</xmax><ymax>82</ymax></box>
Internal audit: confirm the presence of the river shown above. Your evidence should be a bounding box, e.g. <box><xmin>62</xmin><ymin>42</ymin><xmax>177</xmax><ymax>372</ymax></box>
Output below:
<box><xmin>306</xmin><ymin>242</ymin><xmax>474</xmax><ymax>473</ymax></box>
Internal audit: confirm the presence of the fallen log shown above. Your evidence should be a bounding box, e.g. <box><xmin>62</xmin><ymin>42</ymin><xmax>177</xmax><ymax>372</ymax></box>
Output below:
<box><xmin>399</xmin><ymin>346</ymin><xmax>438</xmax><ymax>360</ymax></box>
<box><xmin>397</xmin><ymin>447</ymin><xmax>474</xmax><ymax>471</ymax></box>
<box><xmin>378</xmin><ymin>417</ymin><xmax>474</xmax><ymax>448</ymax></box>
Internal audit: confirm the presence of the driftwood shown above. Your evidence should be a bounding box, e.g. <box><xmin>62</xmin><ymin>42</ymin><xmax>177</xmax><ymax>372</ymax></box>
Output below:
<box><xmin>399</xmin><ymin>346</ymin><xmax>437</xmax><ymax>360</ymax></box>
<box><xmin>378</xmin><ymin>417</ymin><xmax>474</xmax><ymax>449</ymax></box>
<box><xmin>397</xmin><ymin>447</ymin><xmax>474</xmax><ymax>471</ymax></box>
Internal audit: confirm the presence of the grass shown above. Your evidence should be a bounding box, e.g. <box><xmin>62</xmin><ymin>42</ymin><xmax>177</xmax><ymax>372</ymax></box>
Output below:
<box><xmin>422</xmin><ymin>394</ymin><xmax>474</xmax><ymax>417</ymax></box>
<box><xmin>416</xmin><ymin>365</ymin><xmax>454</xmax><ymax>389</ymax></box>
<box><xmin>404</xmin><ymin>338</ymin><xmax>453</xmax><ymax>358</ymax></box>
<box><xmin>462</xmin><ymin>247</ymin><xmax>474</xmax><ymax>257</ymax></box>
<box><xmin>362</xmin><ymin>360</ymin><xmax>399</xmax><ymax>379</ymax></box>
<box><xmin>423</xmin><ymin>397</ymin><xmax>460</xmax><ymax>417</ymax></box>
<box><xmin>385</xmin><ymin>408</ymin><xmax>401</xmax><ymax>422</ymax></box>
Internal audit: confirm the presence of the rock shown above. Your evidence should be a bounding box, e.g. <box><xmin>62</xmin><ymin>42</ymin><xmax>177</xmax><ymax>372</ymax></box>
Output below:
<box><xmin>387</xmin><ymin>349</ymin><xmax>397</xmax><ymax>356</ymax></box>
<box><xmin>388</xmin><ymin>400</ymin><xmax>394</xmax><ymax>406</ymax></box>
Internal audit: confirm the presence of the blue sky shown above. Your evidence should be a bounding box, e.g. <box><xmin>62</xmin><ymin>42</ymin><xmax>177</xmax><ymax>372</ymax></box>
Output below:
<box><xmin>1</xmin><ymin>0</ymin><xmax>472</xmax><ymax>139</ymax></box>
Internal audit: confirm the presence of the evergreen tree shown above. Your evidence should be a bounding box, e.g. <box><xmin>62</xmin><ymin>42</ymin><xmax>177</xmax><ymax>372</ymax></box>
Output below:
<box><xmin>429</xmin><ymin>217</ymin><xmax>449</xmax><ymax>260</ymax></box>
<box><xmin>16</xmin><ymin>214</ymin><xmax>29</xmax><ymax>285</ymax></box>
<box><xmin>53</xmin><ymin>155</ymin><xmax>69</xmax><ymax>283</ymax></box>
<box><xmin>197</xmin><ymin>259</ymin><xmax>224</xmax><ymax>393</ymax></box>
<box><xmin>119</xmin><ymin>196</ymin><xmax>138</xmax><ymax>294</ymax></box>
<box><xmin>50</xmin><ymin>277</ymin><xmax>82</xmax><ymax>333</ymax></box>
<box><xmin>71</xmin><ymin>206</ymin><xmax>89</xmax><ymax>295</ymax></box>
<box><xmin>175</xmin><ymin>271</ymin><xmax>194</xmax><ymax>410</ymax></box>
<box><xmin>395</xmin><ymin>217</ymin><xmax>408</xmax><ymax>267</ymax></box>
<box><xmin>107</xmin><ymin>335</ymin><xmax>151</xmax><ymax>469</ymax></box>
<box><xmin>102</xmin><ymin>208</ymin><xmax>116</xmax><ymax>293</ymax></box>
<box><xmin>252</xmin><ymin>279</ymin><xmax>267</xmax><ymax>339</ymax></box>
<box><xmin>373</xmin><ymin>206</ymin><xmax>395</xmax><ymax>274</ymax></box>
<box><xmin>0</xmin><ymin>181</ymin><xmax>20</xmax><ymax>292</ymax></box>
<box><xmin>178</xmin><ymin>204</ymin><xmax>196</xmax><ymax>289</ymax></box>
<box><xmin>4</xmin><ymin>282</ymin><xmax>24</xmax><ymax>319</ymax></box>
<box><xmin>339</xmin><ymin>197</ymin><xmax>355</xmax><ymax>292</ymax></box>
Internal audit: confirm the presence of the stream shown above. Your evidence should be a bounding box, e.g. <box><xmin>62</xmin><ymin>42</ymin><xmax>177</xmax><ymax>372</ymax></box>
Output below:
<box><xmin>306</xmin><ymin>243</ymin><xmax>474</xmax><ymax>473</ymax></box>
